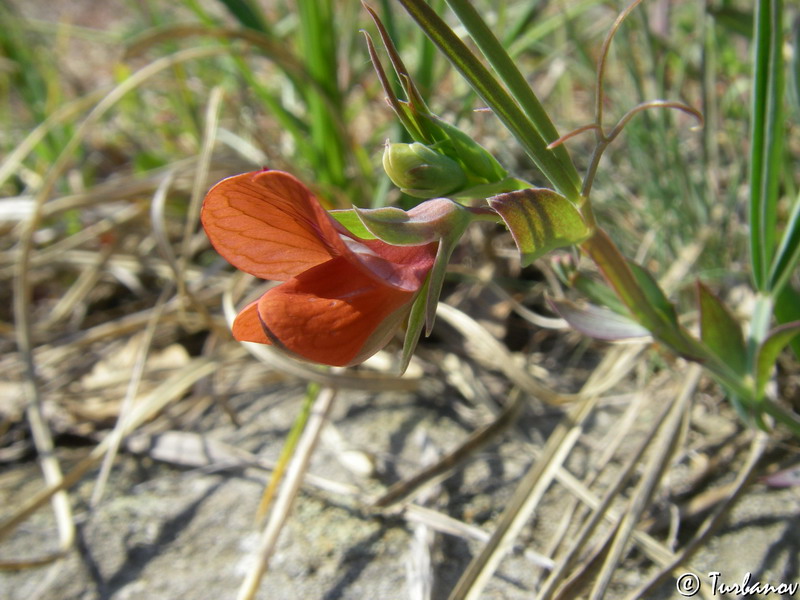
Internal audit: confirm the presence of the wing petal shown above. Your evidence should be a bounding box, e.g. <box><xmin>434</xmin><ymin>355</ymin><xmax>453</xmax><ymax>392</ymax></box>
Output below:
<box><xmin>257</xmin><ymin>257</ymin><xmax>414</xmax><ymax>366</ymax></box>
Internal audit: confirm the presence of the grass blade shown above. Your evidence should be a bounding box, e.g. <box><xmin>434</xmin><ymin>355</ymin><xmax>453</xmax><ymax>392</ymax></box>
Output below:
<box><xmin>297</xmin><ymin>0</ymin><xmax>349</xmax><ymax>190</ymax></box>
<box><xmin>215</xmin><ymin>0</ymin><xmax>270</xmax><ymax>33</ymax></box>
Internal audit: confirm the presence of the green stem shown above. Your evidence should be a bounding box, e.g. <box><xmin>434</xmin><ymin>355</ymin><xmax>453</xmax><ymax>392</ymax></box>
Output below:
<box><xmin>747</xmin><ymin>294</ymin><xmax>774</xmax><ymax>389</ymax></box>
<box><xmin>582</xmin><ymin>231</ymin><xmax>698</xmax><ymax>357</ymax></box>
<box><xmin>444</xmin><ymin>0</ymin><xmax>581</xmax><ymax>191</ymax></box>
<box><xmin>749</xmin><ymin>294</ymin><xmax>775</xmax><ymax>353</ymax></box>
<box><xmin>581</xmin><ymin>230</ymin><xmax>659</xmax><ymax>328</ymax></box>
<box><xmin>582</xmin><ymin>229</ymin><xmax>756</xmax><ymax>399</ymax></box>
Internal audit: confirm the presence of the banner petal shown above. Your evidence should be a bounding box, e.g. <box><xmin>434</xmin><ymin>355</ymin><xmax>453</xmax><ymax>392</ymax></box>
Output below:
<box><xmin>201</xmin><ymin>170</ymin><xmax>347</xmax><ymax>280</ymax></box>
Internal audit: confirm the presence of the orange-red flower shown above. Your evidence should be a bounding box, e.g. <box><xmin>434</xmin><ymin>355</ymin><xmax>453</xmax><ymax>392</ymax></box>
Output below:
<box><xmin>201</xmin><ymin>169</ymin><xmax>437</xmax><ymax>366</ymax></box>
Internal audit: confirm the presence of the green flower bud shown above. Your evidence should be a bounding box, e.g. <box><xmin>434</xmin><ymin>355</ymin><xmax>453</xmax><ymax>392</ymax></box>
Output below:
<box><xmin>424</xmin><ymin>114</ymin><xmax>507</xmax><ymax>185</ymax></box>
<box><xmin>382</xmin><ymin>142</ymin><xmax>466</xmax><ymax>198</ymax></box>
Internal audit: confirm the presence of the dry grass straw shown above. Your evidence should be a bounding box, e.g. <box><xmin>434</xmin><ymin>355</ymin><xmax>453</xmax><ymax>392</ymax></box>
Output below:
<box><xmin>390</xmin><ymin>226</ymin><xmax>764</xmax><ymax>599</ymax></box>
<box><xmin>585</xmin><ymin>365</ymin><xmax>701</xmax><ymax>600</ymax></box>
<box><xmin>2</xmin><ymin>45</ymin><xmax>230</xmax><ymax>566</ymax></box>
<box><xmin>236</xmin><ymin>385</ymin><xmax>339</xmax><ymax>600</ymax></box>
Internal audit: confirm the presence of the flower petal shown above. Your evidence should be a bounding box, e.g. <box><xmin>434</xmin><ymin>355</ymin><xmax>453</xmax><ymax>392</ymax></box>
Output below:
<box><xmin>257</xmin><ymin>257</ymin><xmax>415</xmax><ymax>366</ymax></box>
<box><xmin>231</xmin><ymin>299</ymin><xmax>271</xmax><ymax>344</ymax></box>
<box><xmin>201</xmin><ymin>170</ymin><xmax>349</xmax><ymax>280</ymax></box>
<box><xmin>357</xmin><ymin>239</ymin><xmax>438</xmax><ymax>291</ymax></box>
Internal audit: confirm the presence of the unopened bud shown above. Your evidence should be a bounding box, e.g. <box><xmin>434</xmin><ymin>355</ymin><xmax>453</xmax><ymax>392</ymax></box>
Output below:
<box><xmin>382</xmin><ymin>142</ymin><xmax>466</xmax><ymax>198</ymax></box>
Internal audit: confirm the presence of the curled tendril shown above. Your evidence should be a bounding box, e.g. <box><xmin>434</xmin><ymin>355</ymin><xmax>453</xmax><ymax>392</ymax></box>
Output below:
<box><xmin>547</xmin><ymin>124</ymin><xmax>601</xmax><ymax>150</ymax></box>
<box><xmin>595</xmin><ymin>0</ymin><xmax>647</xmax><ymax>130</ymax></box>
<box><xmin>548</xmin><ymin>0</ymin><xmax>706</xmax><ymax>200</ymax></box>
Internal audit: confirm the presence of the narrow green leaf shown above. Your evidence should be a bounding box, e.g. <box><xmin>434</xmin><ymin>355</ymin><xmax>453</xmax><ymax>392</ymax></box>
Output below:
<box><xmin>215</xmin><ymin>0</ymin><xmax>270</xmax><ymax>32</ymax></box>
<box><xmin>423</xmin><ymin>237</ymin><xmax>455</xmax><ymax>334</ymax></box>
<box><xmin>581</xmin><ymin>232</ymin><xmax>707</xmax><ymax>362</ymax></box>
<box><xmin>755</xmin><ymin>321</ymin><xmax>800</xmax><ymax>399</ymax></box>
<box><xmin>626</xmin><ymin>261</ymin><xmax>679</xmax><ymax>328</ymax></box>
<box><xmin>395</xmin><ymin>0</ymin><xmax>582</xmax><ymax>201</ymax></box>
<box><xmin>413</xmin><ymin>0</ymin><xmax>443</xmax><ymax>101</ymax></box>
<box><xmin>256</xmin><ymin>382</ymin><xmax>318</xmax><ymax>520</ymax></box>
<box><xmin>774</xmin><ymin>285</ymin><xmax>800</xmax><ymax>360</ymax></box>
<box><xmin>444</xmin><ymin>0</ymin><xmax>580</xmax><ymax>186</ymax></box>
<box><xmin>761</xmin><ymin>400</ymin><xmax>800</xmax><ymax>438</ymax></box>
<box><xmin>489</xmin><ymin>188</ymin><xmax>591</xmax><ymax>266</ymax></box>
<box><xmin>792</xmin><ymin>12</ymin><xmax>800</xmax><ymax>111</ymax></box>
<box><xmin>697</xmin><ymin>281</ymin><xmax>747</xmax><ymax>374</ymax></box>
<box><xmin>768</xmin><ymin>189</ymin><xmax>800</xmax><ymax>295</ymax></box>
<box><xmin>749</xmin><ymin>0</ymin><xmax>784</xmax><ymax>290</ymax></box>
<box><xmin>506</xmin><ymin>0</ymin><xmax>605</xmax><ymax>58</ymax></box>
<box><xmin>568</xmin><ymin>273</ymin><xmax>628</xmax><ymax>317</ymax></box>
<box><xmin>297</xmin><ymin>0</ymin><xmax>350</xmax><ymax>190</ymax></box>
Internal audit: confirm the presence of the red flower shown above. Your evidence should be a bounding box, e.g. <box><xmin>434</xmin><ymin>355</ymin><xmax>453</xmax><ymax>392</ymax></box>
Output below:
<box><xmin>201</xmin><ymin>169</ymin><xmax>437</xmax><ymax>366</ymax></box>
